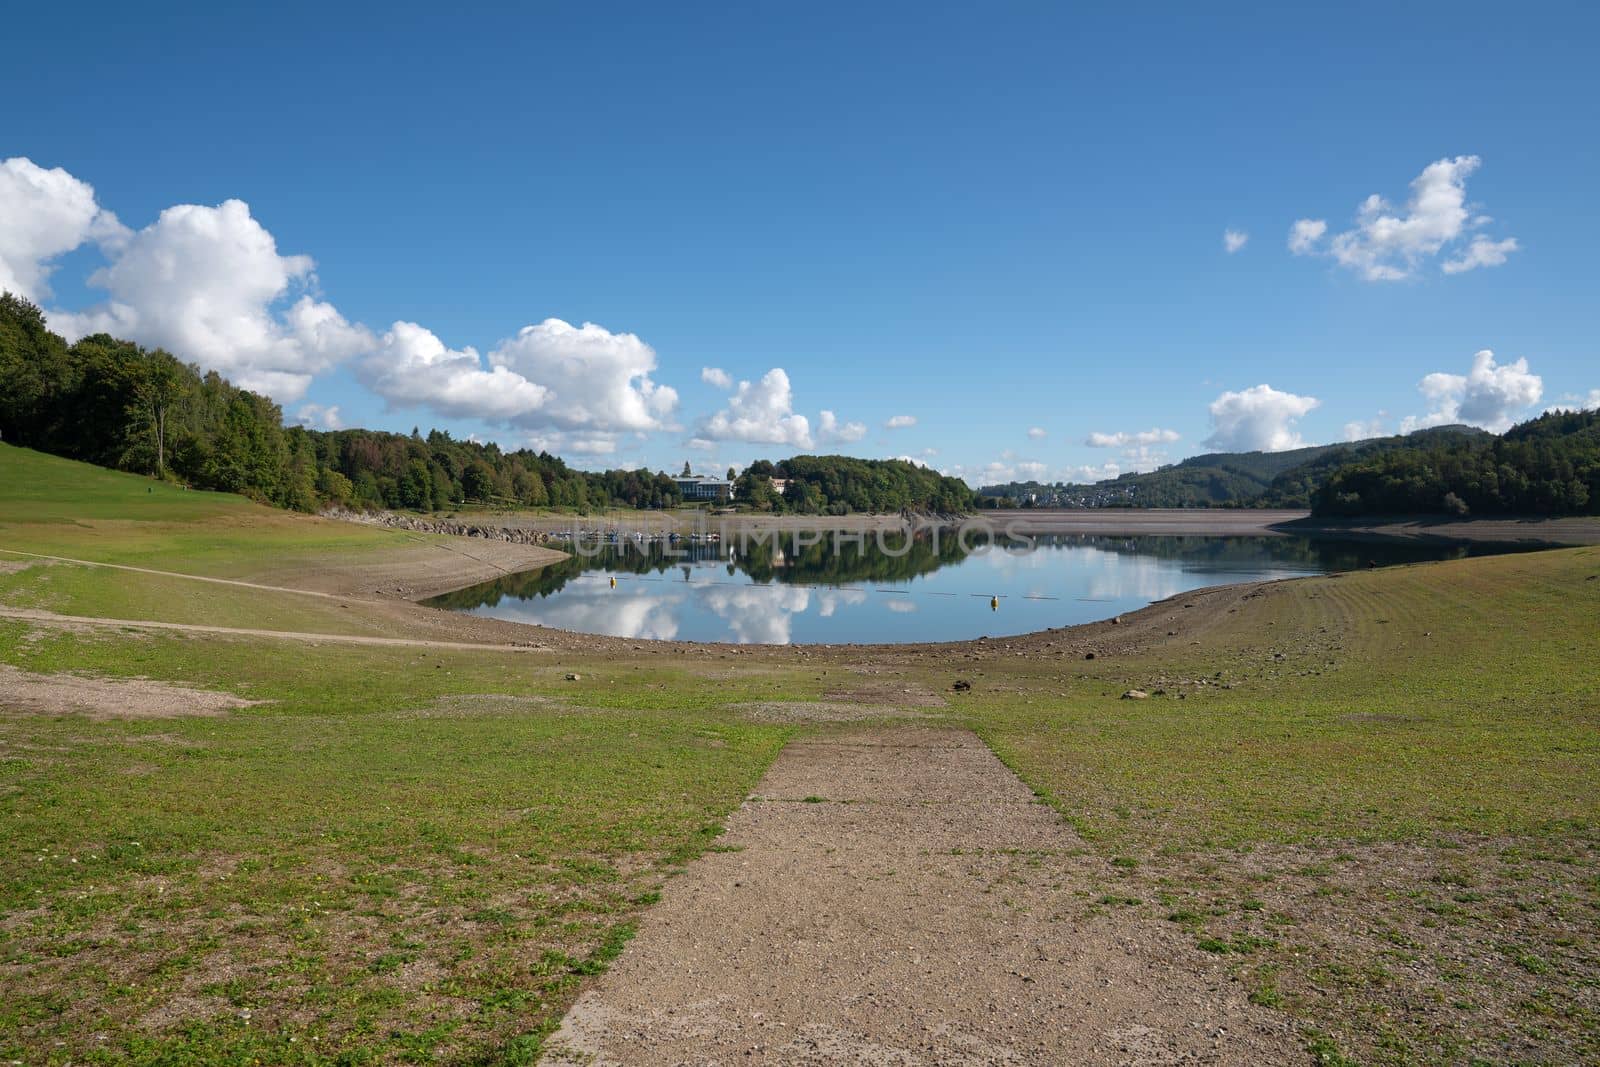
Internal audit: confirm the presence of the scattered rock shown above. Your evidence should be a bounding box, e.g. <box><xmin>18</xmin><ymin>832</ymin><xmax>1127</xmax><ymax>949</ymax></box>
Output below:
<box><xmin>951</xmin><ymin>680</ymin><xmax>972</xmax><ymax>692</ymax></box>
<box><xmin>1084</xmin><ymin>652</ymin><xmax>1096</xmax><ymax>660</ymax></box>
<box><xmin>1121</xmin><ymin>689</ymin><xmax>1149</xmax><ymax>700</ymax></box>
<box><xmin>565</xmin><ymin>673</ymin><xmax>582</xmax><ymax>681</ymax></box>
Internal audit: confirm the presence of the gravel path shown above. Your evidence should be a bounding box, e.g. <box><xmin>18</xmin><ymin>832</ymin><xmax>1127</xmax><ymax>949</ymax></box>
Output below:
<box><xmin>544</xmin><ymin>727</ymin><xmax>1302</xmax><ymax>1065</ymax></box>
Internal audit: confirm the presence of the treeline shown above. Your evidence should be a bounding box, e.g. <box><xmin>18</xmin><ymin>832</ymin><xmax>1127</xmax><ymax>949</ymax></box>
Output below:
<box><xmin>735</xmin><ymin>457</ymin><xmax>974</xmax><ymax>515</ymax></box>
<box><xmin>0</xmin><ymin>292</ymin><xmax>976</xmax><ymax>515</ymax></box>
<box><xmin>1313</xmin><ymin>410</ymin><xmax>1600</xmax><ymax>517</ymax></box>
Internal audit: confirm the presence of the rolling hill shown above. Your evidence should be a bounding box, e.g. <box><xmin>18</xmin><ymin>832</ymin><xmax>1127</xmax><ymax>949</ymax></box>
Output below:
<box><xmin>979</xmin><ymin>426</ymin><xmax>1494</xmax><ymax>508</ymax></box>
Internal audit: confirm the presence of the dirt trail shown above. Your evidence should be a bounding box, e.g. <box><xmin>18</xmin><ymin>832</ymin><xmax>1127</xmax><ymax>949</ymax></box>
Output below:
<box><xmin>545</xmin><ymin>727</ymin><xmax>1301</xmax><ymax>1065</ymax></box>
<box><xmin>0</xmin><ymin>606</ymin><xmax>551</xmax><ymax>653</ymax></box>
<box><xmin>0</xmin><ymin>548</ymin><xmax>361</xmax><ymax>600</ymax></box>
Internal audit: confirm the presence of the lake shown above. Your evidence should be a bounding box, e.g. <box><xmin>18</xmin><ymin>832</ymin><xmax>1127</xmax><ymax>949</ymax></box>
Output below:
<box><xmin>424</xmin><ymin>529</ymin><xmax>1527</xmax><ymax>645</ymax></box>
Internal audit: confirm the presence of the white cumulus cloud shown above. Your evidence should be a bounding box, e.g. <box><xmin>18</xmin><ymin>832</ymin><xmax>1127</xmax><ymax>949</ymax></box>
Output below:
<box><xmin>1026</xmin><ymin>426</ymin><xmax>1047</xmax><ymax>440</ymax></box>
<box><xmin>1223</xmin><ymin>229</ymin><xmax>1249</xmax><ymax>253</ymax></box>
<box><xmin>701</xmin><ymin>366</ymin><xmax>733</xmax><ymax>389</ymax></box>
<box><xmin>1288</xmin><ymin>156</ymin><xmax>1517</xmax><ymax>281</ymax></box>
<box><xmin>700</xmin><ymin>368</ymin><xmax>814</xmax><ymax>448</ymax></box>
<box><xmin>487</xmin><ymin>318</ymin><xmax>677</xmax><ymax>432</ymax></box>
<box><xmin>0</xmin><ymin>157</ymin><xmax>128</xmax><ymax>304</ymax></box>
<box><xmin>819</xmin><ymin>410</ymin><xmax>867</xmax><ymax>444</ymax></box>
<box><xmin>1401</xmin><ymin>350</ymin><xmax>1542</xmax><ymax>433</ymax></box>
<box><xmin>884</xmin><ymin>414</ymin><xmax>917</xmax><ymax>429</ymax></box>
<box><xmin>1204</xmin><ymin>384</ymin><xmax>1320</xmax><ymax>452</ymax></box>
<box><xmin>357</xmin><ymin>321</ymin><xmax>550</xmax><ymax>421</ymax></box>
<box><xmin>49</xmin><ymin>198</ymin><xmax>370</xmax><ymax>402</ymax></box>
<box><xmin>356</xmin><ymin>318</ymin><xmax>679</xmax><ymax>434</ymax></box>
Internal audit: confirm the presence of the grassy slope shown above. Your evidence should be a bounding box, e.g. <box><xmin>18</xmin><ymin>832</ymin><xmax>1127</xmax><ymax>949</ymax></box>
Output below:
<box><xmin>0</xmin><ymin>443</ymin><xmax>415</xmax><ymax>573</ymax></box>
<box><xmin>960</xmin><ymin>546</ymin><xmax>1600</xmax><ymax>1064</ymax></box>
<box><xmin>0</xmin><ymin>444</ymin><xmax>423</xmax><ymax>634</ymax></box>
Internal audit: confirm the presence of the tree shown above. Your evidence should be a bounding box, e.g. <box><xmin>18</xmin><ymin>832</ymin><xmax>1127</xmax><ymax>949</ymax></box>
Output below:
<box><xmin>681</xmin><ymin>460</ymin><xmax>692</xmax><ymax>477</ymax></box>
<box><xmin>462</xmin><ymin>461</ymin><xmax>497</xmax><ymax>502</ymax></box>
<box><xmin>317</xmin><ymin>466</ymin><xmax>355</xmax><ymax>505</ymax></box>
<box><xmin>129</xmin><ymin>352</ymin><xmax>186</xmax><ymax>477</ymax></box>
<box><xmin>727</xmin><ymin>466</ymin><xmax>736</xmax><ymax>481</ymax></box>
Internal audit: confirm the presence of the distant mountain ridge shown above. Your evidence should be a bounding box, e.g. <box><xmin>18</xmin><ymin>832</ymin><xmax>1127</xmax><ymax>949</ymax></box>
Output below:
<box><xmin>979</xmin><ymin>425</ymin><xmax>1495</xmax><ymax>509</ymax></box>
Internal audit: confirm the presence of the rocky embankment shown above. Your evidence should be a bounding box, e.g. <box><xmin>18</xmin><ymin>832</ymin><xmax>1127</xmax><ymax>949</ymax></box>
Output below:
<box><xmin>321</xmin><ymin>508</ymin><xmax>560</xmax><ymax>545</ymax></box>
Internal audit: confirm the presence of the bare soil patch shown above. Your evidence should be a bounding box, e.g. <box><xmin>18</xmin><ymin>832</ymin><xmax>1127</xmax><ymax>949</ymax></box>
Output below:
<box><xmin>733</xmin><ymin>701</ymin><xmax>930</xmax><ymax>724</ymax></box>
<box><xmin>263</xmin><ymin>536</ymin><xmax>568</xmax><ymax>599</ymax></box>
<box><xmin>545</xmin><ymin>727</ymin><xmax>1300</xmax><ymax>1065</ymax></box>
<box><xmin>0</xmin><ymin>664</ymin><xmax>260</xmax><ymax>720</ymax></box>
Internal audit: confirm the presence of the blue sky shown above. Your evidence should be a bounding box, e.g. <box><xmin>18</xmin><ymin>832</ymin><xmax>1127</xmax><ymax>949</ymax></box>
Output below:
<box><xmin>3</xmin><ymin>1</ymin><xmax>1597</xmax><ymax>485</ymax></box>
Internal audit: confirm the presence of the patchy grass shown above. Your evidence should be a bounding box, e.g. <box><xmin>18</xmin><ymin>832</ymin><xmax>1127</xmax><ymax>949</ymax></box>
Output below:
<box><xmin>962</xmin><ymin>546</ymin><xmax>1600</xmax><ymax>1064</ymax></box>
<box><xmin>0</xmin><ymin>622</ymin><xmax>799</xmax><ymax>1063</ymax></box>
<box><xmin>0</xmin><ymin>444</ymin><xmax>425</xmax><ymax>578</ymax></box>
<box><xmin>0</xmin><ymin>560</ymin><xmax>397</xmax><ymax>635</ymax></box>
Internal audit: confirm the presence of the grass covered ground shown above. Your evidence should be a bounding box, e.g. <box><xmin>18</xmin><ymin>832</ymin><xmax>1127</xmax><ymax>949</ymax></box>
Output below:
<box><xmin>0</xmin><ymin>443</ymin><xmax>420</xmax><ymax>576</ymax></box>
<box><xmin>2</xmin><ymin>444</ymin><xmax>1597</xmax><ymax>1064</ymax></box>
<box><xmin>957</xmin><ymin>547</ymin><xmax>1600</xmax><ymax>1064</ymax></box>
<box><xmin>0</xmin><ymin>624</ymin><xmax>803</xmax><ymax>1064</ymax></box>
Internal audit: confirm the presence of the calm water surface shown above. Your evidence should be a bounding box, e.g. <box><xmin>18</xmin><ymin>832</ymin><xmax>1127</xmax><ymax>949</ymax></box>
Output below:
<box><xmin>426</xmin><ymin>532</ymin><xmax>1526</xmax><ymax>645</ymax></box>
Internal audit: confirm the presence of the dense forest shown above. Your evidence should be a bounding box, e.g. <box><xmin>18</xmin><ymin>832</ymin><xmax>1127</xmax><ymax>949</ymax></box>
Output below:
<box><xmin>0</xmin><ymin>293</ymin><xmax>975</xmax><ymax>515</ymax></box>
<box><xmin>1312</xmin><ymin>410</ymin><xmax>1600</xmax><ymax>516</ymax></box>
<box><xmin>736</xmin><ymin>458</ymin><xmax>973</xmax><ymax>515</ymax></box>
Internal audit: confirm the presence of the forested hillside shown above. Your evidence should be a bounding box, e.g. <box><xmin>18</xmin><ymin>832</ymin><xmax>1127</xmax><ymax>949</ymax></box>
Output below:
<box><xmin>1313</xmin><ymin>410</ymin><xmax>1600</xmax><ymax>516</ymax></box>
<box><xmin>0</xmin><ymin>293</ymin><xmax>975</xmax><ymax>516</ymax></box>
<box><xmin>980</xmin><ymin>427</ymin><xmax>1493</xmax><ymax>509</ymax></box>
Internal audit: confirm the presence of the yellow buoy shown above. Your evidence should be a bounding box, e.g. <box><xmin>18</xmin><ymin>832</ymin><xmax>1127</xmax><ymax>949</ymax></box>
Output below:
<box><xmin>609</xmin><ymin>576</ymin><xmax>617</xmax><ymax>588</ymax></box>
<box><xmin>990</xmin><ymin>596</ymin><xmax>999</xmax><ymax>611</ymax></box>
